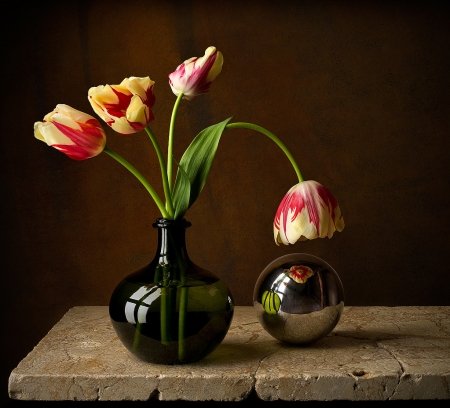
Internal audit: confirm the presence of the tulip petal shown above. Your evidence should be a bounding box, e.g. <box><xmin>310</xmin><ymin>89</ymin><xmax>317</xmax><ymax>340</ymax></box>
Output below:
<box><xmin>36</xmin><ymin>121</ymin><xmax>73</xmax><ymax>146</ymax></box>
<box><xmin>127</xmin><ymin>95</ymin><xmax>151</xmax><ymax>125</ymax></box>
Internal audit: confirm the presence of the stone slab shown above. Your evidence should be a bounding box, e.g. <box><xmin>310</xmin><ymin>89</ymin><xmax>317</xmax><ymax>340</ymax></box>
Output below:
<box><xmin>8</xmin><ymin>306</ymin><xmax>450</xmax><ymax>401</ymax></box>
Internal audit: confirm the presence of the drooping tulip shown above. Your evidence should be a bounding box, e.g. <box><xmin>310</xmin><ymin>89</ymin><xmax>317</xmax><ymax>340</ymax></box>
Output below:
<box><xmin>88</xmin><ymin>76</ymin><xmax>156</xmax><ymax>135</ymax></box>
<box><xmin>273</xmin><ymin>180</ymin><xmax>345</xmax><ymax>245</ymax></box>
<box><xmin>168</xmin><ymin>46</ymin><xmax>223</xmax><ymax>101</ymax></box>
<box><xmin>34</xmin><ymin>104</ymin><xmax>106</xmax><ymax>160</ymax></box>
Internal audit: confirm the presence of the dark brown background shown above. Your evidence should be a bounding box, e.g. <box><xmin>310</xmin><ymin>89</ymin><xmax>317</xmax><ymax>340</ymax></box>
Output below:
<box><xmin>1</xmin><ymin>0</ymin><xmax>449</xmax><ymax>405</ymax></box>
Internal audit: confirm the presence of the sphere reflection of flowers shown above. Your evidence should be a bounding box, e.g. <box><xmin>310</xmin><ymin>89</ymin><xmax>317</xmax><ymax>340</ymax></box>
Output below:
<box><xmin>274</xmin><ymin>180</ymin><xmax>345</xmax><ymax>245</ymax></box>
<box><xmin>169</xmin><ymin>46</ymin><xmax>223</xmax><ymax>101</ymax></box>
<box><xmin>284</xmin><ymin>265</ymin><xmax>314</xmax><ymax>284</ymax></box>
<box><xmin>88</xmin><ymin>76</ymin><xmax>156</xmax><ymax>135</ymax></box>
<box><xmin>34</xmin><ymin>104</ymin><xmax>106</xmax><ymax>160</ymax></box>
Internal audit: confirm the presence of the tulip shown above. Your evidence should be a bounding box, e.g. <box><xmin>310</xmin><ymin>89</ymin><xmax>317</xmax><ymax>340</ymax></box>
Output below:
<box><xmin>273</xmin><ymin>180</ymin><xmax>345</xmax><ymax>245</ymax></box>
<box><xmin>88</xmin><ymin>76</ymin><xmax>155</xmax><ymax>135</ymax></box>
<box><xmin>168</xmin><ymin>46</ymin><xmax>223</xmax><ymax>101</ymax></box>
<box><xmin>34</xmin><ymin>104</ymin><xmax>106</xmax><ymax>160</ymax></box>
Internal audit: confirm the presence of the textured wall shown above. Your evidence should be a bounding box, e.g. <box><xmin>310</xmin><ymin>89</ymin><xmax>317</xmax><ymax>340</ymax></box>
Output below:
<box><xmin>1</xmin><ymin>0</ymin><xmax>450</xmax><ymax>404</ymax></box>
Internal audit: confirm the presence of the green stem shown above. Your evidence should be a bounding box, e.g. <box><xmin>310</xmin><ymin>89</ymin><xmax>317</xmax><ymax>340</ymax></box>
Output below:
<box><xmin>132</xmin><ymin>322</ymin><xmax>141</xmax><ymax>350</ymax></box>
<box><xmin>145</xmin><ymin>127</ymin><xmax>175</xmax><ymax>219</ymax></box>
<box><xmin>178</xmin><ymin>286</ymin><xmax>188</xmax><ymax>361</ymax></box>
<box><xmin>225</xmin><ymin>122</ymin><xmax>304</xmax><ymax>182</ymax></box>
<box><xmin>103</xmin><ymin>146</ymin><xmax>170</xmax><ymax>218</ymax></box>
<box><xmin>161</xmin><ymin>264</ymin><xmax>171</xmax><ymax>345</ymax></box>
<box><xmin>167</xmin><ymin>92</ymin><xmax>184</xmax><ymax>191</ymax></box>
<box><xmin>178</xmin><ymin>256</ymin><xmax>188</xmax><ymax>362</ymax></box>
<box><xmin>166</xmin><ymin>228</ymin><xmax>188</xmax><ymax>362</ymax></box>
<box><xmin>160</xmin><ymin>288</ymin><xmax>170</xmax><ymax>344</ymax></box>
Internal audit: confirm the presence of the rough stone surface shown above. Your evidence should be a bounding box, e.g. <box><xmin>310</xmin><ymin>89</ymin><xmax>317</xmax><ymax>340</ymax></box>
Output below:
<box><xmin>8</xmin><ymin>306</ymin><xmax>450</xmax><ymax>401</ymax></box>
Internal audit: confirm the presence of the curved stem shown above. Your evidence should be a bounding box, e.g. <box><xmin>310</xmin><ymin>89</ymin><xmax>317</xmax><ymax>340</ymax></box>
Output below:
<box><xmin>167</xmin><ymin>92</ymin><xmax>184</xmax><ymax>191</ymax></box>
<box><xmin>225</xmin><ymin>122</ymin><xmax>304</xmax><ymax>182</ymax></box>
<box><xmin>103</xmin><ymin>146</ymin><xmax>170</xmax><ymax>219</ymax></box>
<box><xmin>145</xmin><ymin>126</ymin><xmax>175</xmax><ymax>219</ymax></box>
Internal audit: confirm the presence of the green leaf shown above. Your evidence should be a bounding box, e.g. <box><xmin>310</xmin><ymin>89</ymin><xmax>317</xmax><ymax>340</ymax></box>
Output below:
<box><xmin>172</xmin><ymin>157</ymin><xmax>191</xmax><ymax>219</ymax></box>
<box><xmin>172</xmin><ymin>117</ymin><xmax>233</xmax><ymax>216</ymax></box>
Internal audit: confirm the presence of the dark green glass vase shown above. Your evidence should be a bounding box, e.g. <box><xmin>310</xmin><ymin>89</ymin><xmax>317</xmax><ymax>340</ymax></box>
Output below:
<box><xmin>109</xmin><ymin>218</ymin><xmax>234</xmax><ymax>365</ymax></box>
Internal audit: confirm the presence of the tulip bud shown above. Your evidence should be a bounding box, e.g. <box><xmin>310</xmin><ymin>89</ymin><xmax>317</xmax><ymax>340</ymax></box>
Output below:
<box><xmin>169</xmin><ymin>46</ymin><xmax>223</xmax><ymax>101</ymax></box>
<box><xmin>34</xmin><ymin>104</ymin><xmax>106</xmax><ymax>160</ymax></box>
<box><xmin>88</xmin><ymin>76</ymin><xmax>156</xmax><ymax>135</ymax></box>
<box><xmin>273</xmin><ymin>180</ymin><xmax>345</xmax><ymax>245</ymax></box>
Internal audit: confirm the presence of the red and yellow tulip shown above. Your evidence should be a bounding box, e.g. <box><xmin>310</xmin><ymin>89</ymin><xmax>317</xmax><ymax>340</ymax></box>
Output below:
<box><xmin>88</xmin><ymin>76</ymin><xmax>156</xmax><ymax>135</ymax></box>
<box><xmin>274</xmin><ymin>180</ymin><xmax>345</xmax><ymax>245</ymax></box>
<box><xmin>34</xmin><ymin>104</ymin><xmax>106</xmax><ymax>160</ymax></box>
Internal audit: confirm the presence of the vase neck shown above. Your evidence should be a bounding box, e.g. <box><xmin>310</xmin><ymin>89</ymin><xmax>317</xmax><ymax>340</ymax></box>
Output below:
<box><xmin>152</xmin><ymin>218</ymin><xmax>191</xmax><ymax>267</ymax></box>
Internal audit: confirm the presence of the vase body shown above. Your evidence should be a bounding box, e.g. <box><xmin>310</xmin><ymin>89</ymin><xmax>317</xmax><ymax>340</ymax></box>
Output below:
<box><xmin>253</xmin><ymin>253</ymin><xmax>344</xmax><ymax>345</ymax></box>
<box><xmin>109</xmin><ymin>218</ymin><xmax>234</xmax><ymax>364</ymax></box>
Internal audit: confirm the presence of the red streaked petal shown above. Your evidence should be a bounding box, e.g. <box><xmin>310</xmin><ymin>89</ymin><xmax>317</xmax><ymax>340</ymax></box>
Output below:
<box><xmin>52</xmin><ymin>143</ymin><xmax>97</xmax><ymax>160</ymax></box>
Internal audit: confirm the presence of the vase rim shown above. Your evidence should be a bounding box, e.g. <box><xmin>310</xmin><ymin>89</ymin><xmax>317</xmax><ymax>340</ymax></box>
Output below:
<box><xmin>153</xmin><ymin>218</ymin><xmax>192</xmax><ymax>229</ymax></box>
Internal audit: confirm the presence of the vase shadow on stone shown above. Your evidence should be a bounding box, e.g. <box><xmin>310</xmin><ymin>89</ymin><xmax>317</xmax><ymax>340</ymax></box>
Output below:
<box><xmin>253</xmin><ymin>253</ymin><xmax>344</xmax><ymax>345</ymax></box>
<box><xmin>109</xmin><ymin>218</ymin><xmax>234</xmax><ymax>365</ymax></box>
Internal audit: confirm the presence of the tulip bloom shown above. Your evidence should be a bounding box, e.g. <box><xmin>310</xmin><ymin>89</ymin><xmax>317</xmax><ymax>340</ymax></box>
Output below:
<box><xmin>274</xmin><ymin>180</ymin><xmax>345</xmax><ymax>245</ymax></box>
<box><xmin>34</xmin><ymin>104</ymin><xmax>106</xmax><ymax>160</ymax></box>
<box><xmin>169</xmin><ymin>46</ymin><xmax>223</xmax><ymax>101</ymax></box>
<box><xmin>88</xmin><ymin>76</ymin><xmax>155</xmax><ymax>135</ymax></box>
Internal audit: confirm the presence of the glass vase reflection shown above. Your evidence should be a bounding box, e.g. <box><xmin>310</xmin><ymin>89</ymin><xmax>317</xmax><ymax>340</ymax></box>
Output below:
<box><xmin>109</xmin><ymin>218</ymin><xmax>234</xmax><ymax>365</ymax></box>
<box><xmin>253</xmin><ymin>253</ymin><xmax>344</xmax><ymax>344</ymax></box>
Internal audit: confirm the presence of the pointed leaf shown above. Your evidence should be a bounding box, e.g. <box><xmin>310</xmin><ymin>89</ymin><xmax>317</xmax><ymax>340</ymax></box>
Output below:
<box><xmin>172</xmin><ymin>158</ymin><xmax>191</xmax><ymax>219</ymax></box>
<box><xmin>172</xmin><ymin>117</ymin><xmax>233</xmax><ymax>211</ymax></box>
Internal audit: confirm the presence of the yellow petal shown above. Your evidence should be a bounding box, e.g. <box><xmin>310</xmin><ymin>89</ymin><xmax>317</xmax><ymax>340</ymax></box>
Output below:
<box><xmin>34</xmin><ymin>122</ymin><xmax>45</xmax><ymax>142</ymax></box>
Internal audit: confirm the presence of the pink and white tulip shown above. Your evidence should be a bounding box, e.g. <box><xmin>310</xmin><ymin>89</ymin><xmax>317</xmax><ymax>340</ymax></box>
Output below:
<box><xmin>88</xmin><ymin>76</ymin><xmax>156</xmax><ymax>135</ymax></box>
<box><xmin>273</xmin><ymin>180</ymin><xmax>345</xmax><ymax>245</ymax></box>
<box><xmin>169</xmin><ymin>46</ymin><xmax>223</xmax><ymax>101</ymax></box>
<box><xmin>34</xmin><ymin>104</ymin><xmax>106</xmax><ymax>160</ymax></box>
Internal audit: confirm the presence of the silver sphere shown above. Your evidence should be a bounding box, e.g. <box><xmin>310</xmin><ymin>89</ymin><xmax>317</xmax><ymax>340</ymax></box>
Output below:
<box><xmin>253</xmin><ymin>253</ymin><xmax>344</xmax><ymax>344</ymax></box>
